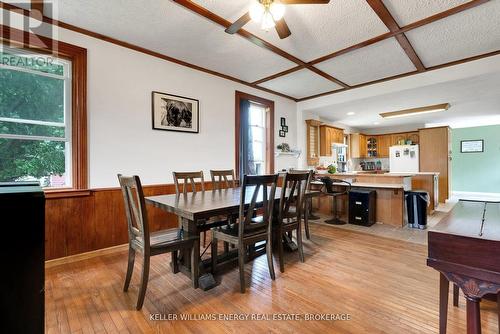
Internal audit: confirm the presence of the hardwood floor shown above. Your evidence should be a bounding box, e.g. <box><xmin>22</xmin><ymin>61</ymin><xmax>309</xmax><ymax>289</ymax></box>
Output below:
<box><xmin>45</xmin><ymin>224</ymin><xmax>498</xmax><ymax>333</ymax></box>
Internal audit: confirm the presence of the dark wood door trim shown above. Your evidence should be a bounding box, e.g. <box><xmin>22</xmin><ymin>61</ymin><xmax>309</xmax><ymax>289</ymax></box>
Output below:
<box><xmin>235</xmin><ymin>91</ymin><xmax>275</xmax><ymax>180</ymax></box>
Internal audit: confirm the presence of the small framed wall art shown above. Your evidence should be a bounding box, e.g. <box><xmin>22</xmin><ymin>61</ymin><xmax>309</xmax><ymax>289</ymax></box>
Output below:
<box><xmin>152</xmin><ymin>91</ymin><xmax>199</xmax><ymax>133</ymax></box>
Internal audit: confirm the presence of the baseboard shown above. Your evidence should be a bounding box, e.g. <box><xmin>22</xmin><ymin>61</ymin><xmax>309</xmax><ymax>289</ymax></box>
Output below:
<box><xmin>451</xmin><ymin>191</ymin><xmax>500</xmax><ymax>201</ymax></box>
<box><xmin>45</xmin><ymin>243</ymin><xmax>128</xmax><ymax>269</ymax></box>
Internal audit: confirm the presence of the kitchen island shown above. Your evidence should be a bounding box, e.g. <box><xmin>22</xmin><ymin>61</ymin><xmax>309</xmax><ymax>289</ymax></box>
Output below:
<box><xmin>314</xmin><ymin>172</ymin><xmax>439</xmax><ymax>227</ymax></box>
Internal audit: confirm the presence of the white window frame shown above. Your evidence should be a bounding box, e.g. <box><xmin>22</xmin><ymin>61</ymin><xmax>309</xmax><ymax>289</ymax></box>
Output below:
<box><xmin>0</xmin><ymin>50</ymin><xmax>73</xmax><ymax>187</ymax></box>
<box><xmin>249</xmin><ymin>103</ymin><xmax>267</xmax><ymax>175</ymax></box>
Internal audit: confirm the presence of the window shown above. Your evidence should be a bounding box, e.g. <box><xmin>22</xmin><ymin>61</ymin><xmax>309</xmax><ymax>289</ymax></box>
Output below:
<box><xmin>1</xmin><ymin>25</ymin><xmax>87</xmax><ymax>193</ymax></box>
<box><xmin>0</xmin><ymin>46</ymin><xmax>72</xmax><ymax>187</ymax></box>
<box><xmin>249</xmin><ymin>103</ymin><xmax>267</xmax><ymax>175</ymax></box>
<box><xmin>235</xmin><ymin>91</ymin><xmax>274</xmax><ymax>179</ymax></box>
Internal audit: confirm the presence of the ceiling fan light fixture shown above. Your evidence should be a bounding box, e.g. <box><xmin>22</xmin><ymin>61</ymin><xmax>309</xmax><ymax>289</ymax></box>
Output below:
<box><xmin>249</xmin><ymin>1</ymin><xmax>265</xmax><ymax>22</ymax></box>
<box><xmin>261</xmin><ymin>11</ymin><xmax>276</xmax><ymax>30</ymax></box>
<box><xmin>269</xmin><ymin>2</ymin><xmax>285</xmax><ymax>21</ymax></box>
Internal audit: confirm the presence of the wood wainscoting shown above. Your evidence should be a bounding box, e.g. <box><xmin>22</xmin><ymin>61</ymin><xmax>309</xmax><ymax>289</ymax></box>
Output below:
<box><xmin>45</xmin><ymin>183</ymin><xmax>202</xmax><ymax>260</ymax></box>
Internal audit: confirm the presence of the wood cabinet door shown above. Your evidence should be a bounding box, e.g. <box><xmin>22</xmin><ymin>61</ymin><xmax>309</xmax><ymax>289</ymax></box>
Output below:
<box><xmin>391</xmin><ymin>134</ymin><xmax>406</xmax><ymax>145</ymax></box>
<box><xmin>378</xmin><ymin>135</ymin><xmax>390</xmax><ymax>158</ymax></box>
<box><xmin>407</xmin><ymin>132</ymin><xmax>419</xmax><ymax>144</ymax></box>
<box><xmin>359</xmin><ymin>134</ymin><xmax>367</xmax><ymax>158</ymax></box>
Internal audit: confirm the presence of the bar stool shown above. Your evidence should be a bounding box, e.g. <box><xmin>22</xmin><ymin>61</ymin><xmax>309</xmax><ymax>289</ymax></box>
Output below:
<box><xmin>320</xmin><ymin>177</ymin><xmax>351</xmax><ymax>225</ymax></box>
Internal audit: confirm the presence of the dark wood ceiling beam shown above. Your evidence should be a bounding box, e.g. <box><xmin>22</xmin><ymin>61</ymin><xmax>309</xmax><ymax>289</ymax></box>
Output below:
<box><xmin>366</xmin><ymin>0</ymin><xmax>425</xmax><ymax>71</ymax></box>
<box><xmin>31</xmin><ymin>0</ymin><xmax>43</xmax><ymax>14</ymax></box>
<box><xmin>171</xmin><ymin>0</ymin><xmax>349</xmax><ymax>88</ymax></box>
<box><xmin>0</xmin><ymin>2</ymin><xmax>298</xmax><ymax>101</ymax></box>
<box><xmin>252</xmin><ymin>66</ymin><xmax>303</xmax><ymax>85</ymax></box>
<box><xmin>297</xmin><ymin>49</ymin><xmax>500</xmax><ymax>102</ymax></box>
<box><xmin>255</xmin><ymin>0</ymin><xmax>489</xmax><ymax>84</ymax></box>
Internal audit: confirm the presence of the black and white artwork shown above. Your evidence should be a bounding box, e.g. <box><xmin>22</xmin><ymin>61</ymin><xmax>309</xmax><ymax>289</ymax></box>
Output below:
<box><xmin>152</xmin><ymin>91</ymin><xmax>199</xmax><ymax>133</ymax></box>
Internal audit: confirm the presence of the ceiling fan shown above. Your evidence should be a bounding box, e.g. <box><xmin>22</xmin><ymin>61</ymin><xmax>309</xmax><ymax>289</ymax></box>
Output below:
<box><xmin>225</xmin><ymin>0</ymin><xmax>331</xmax><ymax>39</ymax></box>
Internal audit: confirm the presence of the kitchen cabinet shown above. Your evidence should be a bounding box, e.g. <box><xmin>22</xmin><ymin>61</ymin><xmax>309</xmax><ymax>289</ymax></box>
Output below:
<box><xmin>305</xmin><ymin>119</ymin><xmax>321</xmax><ymax>165</ymax></box>
<box><xmin>350</xmin><ymin>133</ymin><xmax>367</xmax><ymax>158</ymax></box>
<box><xmin>319</xmin><ymin>125</ymin><xmax>344</xmax><ymax>156</ymax></box>
<box><xmin>419</xmin><ymin>126</ymin><xmax>451</xmax><ymax>203</ymax></box>
<box><xmin>406</xmin><ymin>132</ymin><xmax>420</xmax><ymax>144</ymax></box>
<box><xmin>366</xmin><ymin>136</ymin><xmax>378</xmax><ymax>157</ymax></box>
<box><xmin>377</xmin><ymin>135</ymin><xmax>391</xmax><ymax>158</ymax></box>
<box><xmin>390</xmin><ymin>132</ymin><xmax>420</xmax><ymax>146</ymax></box>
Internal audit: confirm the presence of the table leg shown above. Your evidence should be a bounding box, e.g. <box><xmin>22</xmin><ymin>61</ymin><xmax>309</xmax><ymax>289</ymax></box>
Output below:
<box><xmin>439</xmin><ymin>273</ymin><xmax>449</xmax><ymax>334</ymax></box>
<box><xmin>465</xmin><ymin>296</ymin><xmax>482</xmax><ymax>334</ymax></box>
<box><xmin>304</xmin><ymin>199</ymin><xmax>311</xmax><ymax>240</ymax></box>
<box><xmin>453</xmin><ymin>284</ymin><xmax>459</xmax><ymax>307</ymax></box>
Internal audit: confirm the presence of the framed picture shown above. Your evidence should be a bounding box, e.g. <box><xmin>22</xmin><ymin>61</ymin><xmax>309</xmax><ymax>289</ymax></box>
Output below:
<box><xmin>280</xmin><ymin>117</ymin><xmax>286</xmax><ymax>126</ymax></box>
<box><xmin>282</xmin><ymin>125</ymin><xmax>288</xmax><ymax>133</ymax></box>
<box><xmin>461</xmin><ymin>139</ymin><xmax>484</xmax><ymax>153</ymax></box>
<box><xmin>279</xmin><ymin>130</ymin><xmax>286</xmax><ymax>137</ymax></box>
<box><xmin>152</xmin><ymin>91</ymin><xmax>199</xmax><ymax>133</ymax></box>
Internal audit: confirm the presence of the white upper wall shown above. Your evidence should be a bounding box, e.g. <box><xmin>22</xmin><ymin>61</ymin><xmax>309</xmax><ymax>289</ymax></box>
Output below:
<box><xmin>1</xmin><ymin>9</ymin><xmax>298</xmax><ymax>188</ymax></box>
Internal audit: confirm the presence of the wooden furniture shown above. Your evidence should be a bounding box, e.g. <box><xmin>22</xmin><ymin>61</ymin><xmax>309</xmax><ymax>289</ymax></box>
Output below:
<box><xmin>427</xmin><ymin>200</ymin><xmax>500</xmax><ymax>334</ymax></box>
<box><xmin>367</xmin><ymin>136</ymin><xmax>378</xmax><ymax>157</ymax></box>
<box><xmin>0</xmin><ymin>182</ymin><xmax>45</xmax><ymax>333</ymax></box>
<box><xmin>211</xmin><ymin>174</ymin><xmax>278</xmax><ymax>292</ymax></box>
<box><xmin>305</xmin><ymin>119</ymin><xmax>321</xmax><ymax>165</ymax></box>
<box><xmin>319</xmin><ymin>125</ymin><xmax>344</xmax><ymax>156</ymax></box>
<box><xmin>173</xmin><ymin>171</ymin><xmax>205</xmax><ymax>195</ymax></box>
<box><xmin>145</xmin><ymin>185</ymin><xmax>291</xmax><ymax>290</ymax></box>
<box><xmin>419</xmin><ymin>126</ymin><xmax>451</xmax><ymax>203</ymax></box>
<box><xmin>276</xmin><ymin>172</ymin><xmax>309</xmax><ymax>272</ymax></box>
<box><xmin>350</xmin><ymin>133</ymin><xmax>367</xmax><ymax>158</ymax></box>
<box><xmin>210</xmin><ymin>169</ymin><xmax>236</xmax><ymax>190</ymax></box>
<box><xmin>377</xmin><ymin>134</ymin><xmax>391</xmax><ymax>158</ymax></box>
<box><xmin>118</xmin><ymin>175</ymin><xmax>199</xmax><ymax>309</ymax></box>
<box><xmin>173</xmin><ymin>171</ymin><xmax>228</xmax><ymax>246</ymax></box>
<box><xmin>320</xmin><ymin>177</ymin><xmax>352</xmax><ymax>225</ymax></box>
<box><xmin>317</xmin><ymin>173</ymin><xmax>408</xmax><ymax>227</ymax></box>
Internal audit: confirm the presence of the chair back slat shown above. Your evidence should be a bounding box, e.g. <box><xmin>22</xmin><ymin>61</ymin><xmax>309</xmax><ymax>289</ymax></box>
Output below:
<box><xmin>118</xmin><ymin>174</ymin><xmax>150</xmax><ymax>248</ymax></box>
<box><xmin>173</xmin><ymin>171</ymin><xmax>205</xmax><ymax>196</ymax></box>
<box><xmin>279</xmin><ymin>172</ymin><xmax>309</xmax><ymax>221</ymax></box>
<box><xmin>210</xmin><ymin>169</ymin><xmax>236</xmax><ymax>190</ymax></box>
<box><xmin>238</xmin><ymin>174</ymin><xmax>278</xmax><ymax>238</ymax></box>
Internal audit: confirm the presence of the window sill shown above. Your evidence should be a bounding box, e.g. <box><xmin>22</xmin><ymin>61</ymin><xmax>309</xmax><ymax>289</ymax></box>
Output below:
<box><xmin>44</xmin><ymin>188</ymin><xmax>91</xmax><ymax>199</ymax></box>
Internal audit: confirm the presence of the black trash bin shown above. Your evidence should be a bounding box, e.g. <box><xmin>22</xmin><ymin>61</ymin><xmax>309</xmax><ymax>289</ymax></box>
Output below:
<box><xmin>405</xmin><ymin>190</ymin><xmax>429</xmax><ymax>229</ymax></box>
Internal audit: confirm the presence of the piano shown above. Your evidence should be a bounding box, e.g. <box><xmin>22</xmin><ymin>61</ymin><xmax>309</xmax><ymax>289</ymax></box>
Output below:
<box><xmin>427</xmin><ymin>200</ymin><xmax>500</xmax><ymax>334</ymax></box>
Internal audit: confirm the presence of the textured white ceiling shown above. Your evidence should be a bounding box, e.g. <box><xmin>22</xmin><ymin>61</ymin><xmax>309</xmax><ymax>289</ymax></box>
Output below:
<box><xmin>258</xmin><ymin>69</ymin><xmax>343</xmax><ymax>99</ymax></box>
<box><xmin>193</xmin><ymin>0</ymin><xmax>389</xmax><ymax>61</ymax></box>
<box><xmin>382</xmin><ymin>0</ymin><xmax>470</xmax><ymax>27</ymax></box>
<box><xmin>406</xmin><ymin>0</ymin><xmax>500</xmax><ymax>67</ymax></box>
<box><xmin>304</xmin><ymin>71</ymin><xmax>500</xmax><ymax>129</ymax></box>
<box><xmin>315</xmin><ymin>38</ymin><xmax>417</xmax><ymax>86</ymax></box>
<box><xmin>48</xmin><ymin>0</ymin><xmax>296</xmax><ymax>82</ymax></box>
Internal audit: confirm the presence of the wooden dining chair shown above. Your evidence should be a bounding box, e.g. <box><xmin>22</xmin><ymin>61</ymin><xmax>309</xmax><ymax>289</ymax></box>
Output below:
<box><xmin>118</xmin><ymin>174</ymin><xmax>199</xmax><ymax>310</ymax></box>
<box><xmin>289</xmin><ymin>170</ymin><xmax>314</xmax><ymax>239</ymax></box>
<box><xmin>276</xmin><ymin>172</ymin><xmax>309</xmax><ymax>273</ymax></box>
<box><xmin>211</xmin><ymin>174</ymin><xmax>278</xmax><ymax>293</ymax></box>
<box><xmin>210</xmin><ymin>169</ymin><xmax>236</xmax><ymax>190</ymax></box>
<box><xmin>173</xmin><ymin>171</ymin><xmax>229</xmax><ymax>247</ymax></box>
<box><xmin>173</xmin><ymin>171</ymin><xmax>205</xmax><ymax>196</ymax></box>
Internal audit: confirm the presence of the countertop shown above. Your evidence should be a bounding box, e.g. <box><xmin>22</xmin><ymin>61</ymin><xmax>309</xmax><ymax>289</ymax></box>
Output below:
<box><xmin>326</xmin><ymin>172</ymin><xmax>414</xmax><ymax>178</ymax></box>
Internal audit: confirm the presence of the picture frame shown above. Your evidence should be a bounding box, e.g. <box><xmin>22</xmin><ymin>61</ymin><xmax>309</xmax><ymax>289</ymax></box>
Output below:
<box><xmin>282</xmin><ymin>125</ymin><xmax>288</xmax><ymax>133</ymax></box>
<box><xmin>280</xmin><ymin>117</ymin><xmax>286</xmax><ymax>127</ymax></box>
<box><xmin>279</xmin><ymin>130</ymin><xmax>286</xmax><ymax>137</ymax></box>
<box><xmin>152</xmin><ymin>91</ymin><xmax>199</xmax><ymax>133</ymax></box>
<box><xmin>460</xmin><ymin>139</ymin><xmax>484</xmax><ymax>153</ymax></box>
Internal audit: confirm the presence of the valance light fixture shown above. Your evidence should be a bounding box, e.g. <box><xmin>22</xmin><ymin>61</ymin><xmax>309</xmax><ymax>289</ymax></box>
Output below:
<box><xmin>379</xmin><ymin>103</ymin><xmax>451</xmax><ymax>119</ymax></box>
<box><xmin>249</xmin><ymin>0</ymin><xmax>286</xmax><ymax>30</ymax></box>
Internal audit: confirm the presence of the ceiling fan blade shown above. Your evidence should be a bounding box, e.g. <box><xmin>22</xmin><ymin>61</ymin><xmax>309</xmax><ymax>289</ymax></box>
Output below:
<box><xmin>225</xmin><ymin>12</ymin><xmax>251</xmax><ymax>34</ymax></box>
<box><xmin>280</xmin><ymin>0</ymin><xmax>330</xmax><ymax>4</ymax></box>
<box><xmin>275</xmin><ymin>18</ymin><xmax>292</xmax><ymax>39</ymax></box>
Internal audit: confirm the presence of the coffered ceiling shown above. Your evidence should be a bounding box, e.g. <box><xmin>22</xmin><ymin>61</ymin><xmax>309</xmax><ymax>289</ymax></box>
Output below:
<box><xmin>1</xmin><ymin>0</ymin><xmax>499</xmax><ymax>101</ymax></box>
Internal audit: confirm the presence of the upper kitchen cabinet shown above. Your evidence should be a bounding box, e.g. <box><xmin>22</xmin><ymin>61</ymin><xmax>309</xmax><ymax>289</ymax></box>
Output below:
<box><xmin>377</xmin><ymin>135</ymin><xmax>391</xmax><ymax>158</ymax></box>
<box><xmin>390</xmin><ymin>132</ymin><xmax>420</xmax><ymax>146</ymax></box>
<box><xmin>406</xmin><ymin>132</ymin><xmax>420</xmax><ymax>145</ymax></box>
<box><xmin>350</xmin><ymin>133</ymin><xmax>367</xmax><ymax>159</ymax></box>
<box><xmin>319</xmin><ymin>125</ymin><xmax>344</xmax><ymax>156</ymax></box>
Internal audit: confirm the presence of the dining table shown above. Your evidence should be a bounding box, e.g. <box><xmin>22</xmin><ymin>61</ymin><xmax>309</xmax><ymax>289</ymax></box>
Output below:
<box><xmin>145</xmin><ymin>186</ymin><xmax>310</xmax><ymax>290</ymax></box>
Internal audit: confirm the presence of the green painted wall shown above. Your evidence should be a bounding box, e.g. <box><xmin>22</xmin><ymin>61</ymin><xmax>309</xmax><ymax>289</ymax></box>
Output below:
<box><xmin>451</xmin><ymin>125</ymin><xmax>500</xmax><ymax>193</ymax></box>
